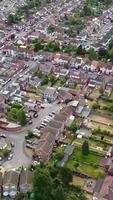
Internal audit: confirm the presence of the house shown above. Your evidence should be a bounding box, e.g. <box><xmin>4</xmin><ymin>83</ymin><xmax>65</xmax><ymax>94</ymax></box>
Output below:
<box><xmin>58</xmin><ymin>90</ymin><xmax>73</xmax><ymax>103</ymax></box>
<box><xmin>3</xmin><ymin>171</ymin><xmax>19</xmax><ymax>198</ymax></box>
<box><xmin>83</xmin><ymin>61</ymin><xmax>99</xmax><ymax>72</ymax></box>
<box><xmin>0</xmin><ymin>95</ymin><xmax>6</xmax><ymax>113</ymax></box>
<box><xmin>107</xmin><ymin>79</ymin><xmax>113</xmax><ymax>89</ymax></box>
<box><xmin>41</xmin><ymin>126</ymin><xmax>59</xmax><ymax>138</ymax></box>
<box><xmin>44</xmin><ymin>87</ymin><xmax>58</xmax><ymax>102</ymax></box>
<box><xmin>76</xmin><ymin>128</ymin><xmax>92</xmax><ymax>139</ymax></box>
<box><xmin>98</xmin><ymin>63</ymin><xmax>113</xmax><ymax>75</ymax></box>
<box><xmin>53</xmin><ymin>54</ymin><xmax>71</xmax><ymax>64</ymax></box>
<box><xmin>38</xmin><ymin>63</ymin><xmax>53</xmax><ymax>75</ymax></box>
<box><xmin>93</xmin><ymin>176</ymin><xmax>113</xmax><ymax>200</ymax></box>
<box><xmin>33</xmin><ymin>132</ymin><xmax>56</xmax><ymax>161</ymax></box>
<box><xmin>54</xmin><ymin>67</ymin><xmax>69</xmax><ymax>77</ymax></box>
<box><xmin>48</xmin><ymin>120</ymin><xmax>64</xmax><ymax>133</ymax></box>
<box><xmin>19</xmin><ymin>170</ymin><xmax>33</xmax><ymax>194</ymax></box>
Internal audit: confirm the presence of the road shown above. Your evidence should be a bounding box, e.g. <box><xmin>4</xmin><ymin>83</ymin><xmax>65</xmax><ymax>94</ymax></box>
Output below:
<box><xmin>1</xmin><ymin>102</ymin><xmax>62</xmax><ymax>170</ymax></box>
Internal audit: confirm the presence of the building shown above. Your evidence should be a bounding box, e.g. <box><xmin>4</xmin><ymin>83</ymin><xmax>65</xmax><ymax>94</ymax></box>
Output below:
<box><xmin>33</xmin><ymin>132</ymin><xmax>56</xmax><ymax>161</ymax></box>
<box><xmin>3</xmin><ymin>171</ymin><xmax>19</xmax><ymax>198</ymax></box>
<box><xmin>19</xmin><ymin>170</ymin><xmax>33</xmax><ymax>194</ymax></box>
<box><xmin>44</xmin><ymin>87</ymin><xmax>58</xmax><ymax>102</ymax></box>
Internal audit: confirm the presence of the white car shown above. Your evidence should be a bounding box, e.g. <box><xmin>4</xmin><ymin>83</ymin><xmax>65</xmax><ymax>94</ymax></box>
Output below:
<box><xmin>8</xmin><ymin>154</ymin><xmax>13</xmax><ymax>160</ymax></box>
<box><xmin>33</xmin><ymin>161</ymin><xmax>40</xmax><ymax>165</ymax></box>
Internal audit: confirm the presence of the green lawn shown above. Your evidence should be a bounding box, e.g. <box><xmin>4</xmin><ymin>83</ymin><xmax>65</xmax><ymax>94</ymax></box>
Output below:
<box><xmin>66</xmin><ymin>150</ymin><xmax>104</xmax><ymax>178</ymax></box>
<box><xmin>89</xmin><ymin>114</ymin><xmax>113</xmax><ymax>124</ymax></box>
<box><xmin>78</xmin><ymin>164</ymin><xmax>105</xmax><ymax>179</ymax></box>
<box><xmin>72</xmin><ymin>150</ymin><xmax>100</xmax><ymax>165</ymax></box>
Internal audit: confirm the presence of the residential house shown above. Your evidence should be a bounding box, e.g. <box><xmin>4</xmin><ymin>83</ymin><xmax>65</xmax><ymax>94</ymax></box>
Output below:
<box><xmin>3</xmin><ymin>171</ymin><xmax>19</xmax><ymax>198</ymax></box>
<box><xmin>48</xmin><ymin>120</ymin><xmax>64</xmax><ymax>133</ymax></box>
<box><xmin>58</xmin><ymin>90</ymin><xmax>73</xmax><ymax>103</ymax></box>
<box><xmin>53</xmin><ymin>54</ymin><xmax>71</xmax><ymax>64</ymax></box>
<box><xmin>93</xmin><ymin>176</ymin><xmax>113</xmax><ymax>200</ymax></box>
<box><xmin>19</xmin><ymin>170</ymin><xmax>33</xmax><ymax>194</ymax></box>
<box><xmin>54</xmin><ymin>67</ymin><xmax>69</xmax><ymax>77</ymax></box>
<box><xmin>38</xmin><ymin>62</ymin><xmax>53</xmax><ymax>75</ymax></box>
<box><xmin>83</xmin><ymin>61</ymin><xmax>99</xmax><ymax>72</ymax></box>
<box><xmin>0</xmin><ymin>95</ymin><xmax>6</xmax><ymax>113</ymax></box>
<box><xmin>98</xmin><ymin>63</ymin><xmax>113</xmax><ymax>75</ymax></box>
<box><xmin>41</xmin><ymin>126</ymin><xmax>59</xmax><ymax>138</ymax></box>
<box><xmin>44</xmin><ymin>87</ymin><xmax>58</xmax><ymax>102</ymax></box>
<box><xmin>33</xmin><ymin>132</ymin><xmax>56</xmax><ymax>161</ymax></box>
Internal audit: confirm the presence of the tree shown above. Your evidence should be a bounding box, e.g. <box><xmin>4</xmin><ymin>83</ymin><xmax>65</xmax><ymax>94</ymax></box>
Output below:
<box><xmin>54</xmin><ymin>186</ymin><xmax>65</xmax><ymax>200</ymax></box>
<box><xmin>41</xmin><ymin>75</ymin><xmax>49</xmax><ymax>85</ymax></box>
<box><xmin>33</xmin><ymin>168</ymin><xmax>53</xmax><ymax>200</ymax></box>
<box><xmin>82</xmin><ymin>140</ymin><xmax>89</xmax><ymax>156</ymax></box>
<box><xmin>108</xmin><ymin>48</ymin><xmax>113</xmax><ymax>62</ymax></box>
<box><xmin>98</xmin><ymin>48</ymin><xmax>107</xmax><ymax>58</ymax></box>
<box><xmin>49</xmin><ymin>75</ymin><xmax>57</xmax><ymax>86</ymax></box>
<box><xmin>34</xmin><ymin>39</ymin><xmax>43</xmax><ymax>52</ymax></box>
<box><xmin>47</xmin><ymin>25</ymin><xmax>55</xmax><ymax>33</ymax></box>
<box><xmin>17</xmin><ymin>109</ymin><xmax>27</xmax><ymax>126</ymax></box>
<box><xmin>88</xmin><ymin>48</ymin><xmax>97</xmax><ymax>60</ymax></box>
<box><xmin>69</xmin><ymin>121</ymin><xmax>77</xmax><ymax>134</ymax></box>
<box><xmin>17</xmin><ymin>192</ymin><xmax>24</xmax><ymax>200</ymax></box>
<box><xmin>27</xmin><ymin>130</ymin><xmax>33</xmax><ymax>138</ymax></box>
<box><xmin>60</xmin><ymin>167</ymin><xmax>73</xmax><ymax>186</ymax></box>
<box><xmin>76</xmin><ymin>45</ymin><xmax>83</xmax><ymax>55</ymax></box>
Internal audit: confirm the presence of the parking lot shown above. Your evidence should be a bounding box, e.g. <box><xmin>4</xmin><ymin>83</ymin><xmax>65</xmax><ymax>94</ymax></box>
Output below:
<box><xmin>1</xmin><ymin>102</ymin><xmax>62</xmax><ymax>170</ymax></box>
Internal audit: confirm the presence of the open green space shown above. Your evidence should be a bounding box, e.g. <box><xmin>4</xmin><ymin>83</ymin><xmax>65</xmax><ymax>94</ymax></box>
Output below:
<box><xmin>66</xmin><ymin>149</ymin><xmax>104</xmax><ymax>178</ymax></box>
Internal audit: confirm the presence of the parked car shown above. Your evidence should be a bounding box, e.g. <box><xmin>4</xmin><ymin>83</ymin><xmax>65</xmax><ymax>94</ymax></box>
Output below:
<box><xmin>40</xmin><ymin>105</ymin><xmax>45</xmax><ymax>109</ymax></box>
<box><xmin>8</xmin><ymin>154</ymin><xmax>13</xmax><ymax>160</ymax></box>
<box><xmin>34</xmin><ymin>113</ymin><xmax>38</xmax><ymax>118</ymax></box>
<box><xmin>0</xmin><ymin>134</ymin><xmax>6</xmax><ymax>138</ymax></box>
<box><xmin>28</xmin><ymin>120</ymin><xmax>33</xmax><ymax>125</ymax></box>
<box><xmin>26</xmin><ymin>140</ymin><xmax>33</xmax><ymax>145</ymax></box>
<box><xmin>26</xmin><ymin>144</ymin><xmax>33</xmax><ymax>149</ymax></box>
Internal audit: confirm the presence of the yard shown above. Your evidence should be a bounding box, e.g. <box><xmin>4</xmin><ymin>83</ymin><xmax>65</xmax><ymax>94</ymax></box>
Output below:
<box><xmin>66</xmin><ymin>149</ymin><xmax>104</xmax><ymax>179</ymax></box>
<box><xmin>88</xmin><ymin>113</ymin><xmax>113</xmax><ymax>125</ymax></box>
<box><xmin>87</xmin><ymin>121</ymin><xmax>113</xmax><ymax>133</ymax></box>
<box><xmin>78</xmin><ymin>164</ymin><xmax>104</xmax><ymax>179</ymax></box>
<box><xmin>72</xmin><ymin>175</ymin><xmax>85</xmax><ymax>187</ymax></box>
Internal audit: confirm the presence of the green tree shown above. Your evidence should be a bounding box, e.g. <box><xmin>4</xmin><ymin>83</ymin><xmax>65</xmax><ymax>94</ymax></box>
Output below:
<box><xmin>17</xmin><ymin>192</ymin><xmax>24</xmax><ymax>200</ymax></box>
<box><xmin>88</xmin><ymin>48</ymin><xmax>97</xmax><ymax>60</ymax></box>
<box><xmin>82</xmin><ymin>140</ymin><xmax>89</xmax><ymax>156</ymax></box>
<box><xmin>34</xmin><ymin>39</ymin><xmax>43</xmax><ymax>52</ymax></box>
<box><xmin>108</xmin><ymin>48</ymin><xmax>113</xmax><ymax>62</ymax></box>
<box><xmin>69</xmin><ymin>121</ymin><xmax>77</xmax><ymax>134</ymax></box>
<box><xmin>17</xmin><ymin>109</ymin><xmax>27</xmax><ymax>126</ymax></box>
<box><xmin>49</xmin><ymin>75</ymin><xmax>57</xmax><ymax>86</ymax></box>
<box><xmin>33</xmin><ymin>168</ymin><xmax>53</xmax><ymax>200</ymax></box>
<box><xmin>54</xmin><ymin>186</ymin><xmax>65</xmax><ymax>200</ymax></box>
<box><xmin>76</xmin><ymin>45</ymin><xmax>83</xmax><ymax>55</ymax></box>
<box><xmin>60</xmin><ymin>167</ymin><xmax>73</xmax><ymax>186</ymax></box>
<box><xmin>41</xmin><ymin>75</ymin><xmax>49</xmax><ymax>85</ymax></box>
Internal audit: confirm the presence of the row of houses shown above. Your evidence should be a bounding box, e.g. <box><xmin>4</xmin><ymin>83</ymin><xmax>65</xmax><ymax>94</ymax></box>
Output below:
<box><xmin>0</xmin><ymin>169</ymin><xmax>33</xmax><ymax>199</ymax></box>
<box><xmin>32</xmin><ymin>106</ymin><xmax>74</xmax><ymax>161</ymax></box>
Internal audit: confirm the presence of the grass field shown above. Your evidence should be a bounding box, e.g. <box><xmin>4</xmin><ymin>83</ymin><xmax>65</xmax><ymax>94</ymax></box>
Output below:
<box><xmin>66</xmin><ymin>150</ymin><xmax>104</xmax><ymax>178</ymax></box>
<box><xmin>89</xmin><ymin>113</ymin><xmax>113</xmax><ymax>124</ymax></box>
<box><xmin>78</xmin><ymin>164</ymin><xmax>105</xmax><ymax>179</ymax></box>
